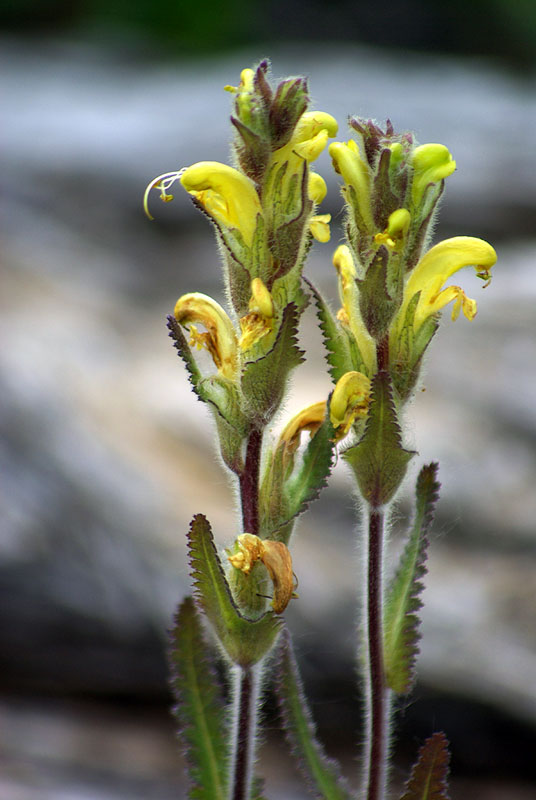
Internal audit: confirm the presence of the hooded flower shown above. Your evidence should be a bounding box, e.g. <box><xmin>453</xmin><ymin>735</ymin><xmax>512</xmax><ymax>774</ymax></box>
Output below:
<box><xmin>180</xmin><ymin>161</ymin><xmax>263</xmax><ymax>246</ymax></box>
<box><xmin>395</xmin><ymin>236</ymin><xmax>497</xmax><ymax>335</ymax></box>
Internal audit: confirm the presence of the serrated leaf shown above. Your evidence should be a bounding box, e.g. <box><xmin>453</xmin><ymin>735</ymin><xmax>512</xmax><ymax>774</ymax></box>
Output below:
<box><xmin>275</xmin><ymin>631</ymin><xmax>352</xmax><ymax>800</ymax></box>
<box><xmin>241</xmin><ymin>303</ymin><xmax>305</xmax><ymax>424</ymax></box>
<box><xmin>168</xmin><ymin>596</ymin><xmax>228</xmax><ymax>800</ymax></box>
<box><xmin>303</xmin><ymin>277</ymin><xmax>355</xmax><ymax>382</ymax></box>
<box><xmin>188</xmin><ymin>514</ymin><xmax>283</xmax><ymax>666</ymax></box>
<box><xmin>343</xmin><ymin>371</ymin><xmax>414</xmax><ymax>506</ymax></box>
<box><xmin>167</xmin><ymin>314</ymin><xmax>204</xmax><ymax>397</ymax></box>
<box><xmin>383</xmin><ymin>463</ymin><xmax>440</xmax><ymax>694</ymax></box>
<box><xmin>399</xmin><ymin>732</ymin><xmax>451</xmax><ymax>800</ymax></box>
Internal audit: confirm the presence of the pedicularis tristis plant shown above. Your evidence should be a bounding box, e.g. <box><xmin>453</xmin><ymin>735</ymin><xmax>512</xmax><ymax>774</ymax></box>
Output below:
<box><xmin>145</xmin><ymin>61</ymin><xmax>496</xmax><ymax>800</ymax></box>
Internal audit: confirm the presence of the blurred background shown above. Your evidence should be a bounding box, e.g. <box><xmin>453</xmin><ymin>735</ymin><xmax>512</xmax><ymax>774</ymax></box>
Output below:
<box><xmin>2</xmin><ymin>1</ymin><xmax>536</xmax><ymax>798</ymax></box>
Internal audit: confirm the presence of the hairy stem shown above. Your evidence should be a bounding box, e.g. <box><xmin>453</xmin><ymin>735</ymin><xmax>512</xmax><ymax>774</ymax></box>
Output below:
<box><xmin>230</xmin><ymin>428</ymin><xmax>263</xmax><ymax>800</ymax></box>
<box><xmin>240</xmin><ymin>427</ymin><xmax>263</xmax><ymax>535</ymax></box>
<box><xmin>363</xmin><ymin>506</ymin><xmax>391</xmax><ymax>800</ymax></box>
<box><xmin>229</xmin><ymin>665</ymin><xmax>260</xmax><ymax>800</ymax></box>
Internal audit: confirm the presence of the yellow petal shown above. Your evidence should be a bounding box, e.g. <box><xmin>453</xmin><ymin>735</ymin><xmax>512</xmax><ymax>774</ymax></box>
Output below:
<box><xmin>309</xmin><ymin>214</ymin><xmax>331</xmax><ymax>242</ymax></box>
<box><xmin>293</xmin><ymin>111</ymin><xmax>339</xmax><ymax>143</ymax></box>
<box><xmin>401</xmin><ymin>236</ymin><xmax>497</xmax><ymax>329</ymax></box>
<box><xmin>279</xmin><ymin>401</ymin><xmax>327</xmax><ymax>453</ymax></box>
<box><xmin>228</xmin><ymin>532</ymin><xmax>264</xmax><ymax>575</ymax></box>
<box><xmin>174</xmin><ymin>292</ymin><xmax>238</xmax><ymax>379</ymax></box>
<box><xmin>180</xmin><ymin>161</ymin><xmax>262</xmax><ymax>246</ymax></box>
<box><xmin>308</xmin><ymin>172</ymin><xmax>327</xmax><ymax>204</ymax></box>
<box><xmin>238</xmin><ymin>278</ymin><xmax>275</xmax><ymax>350</ymax></box>
<box><xmin>329</xmin><ymin>141</ymin><xmax>373</xmax><ymax>230</ymax></box>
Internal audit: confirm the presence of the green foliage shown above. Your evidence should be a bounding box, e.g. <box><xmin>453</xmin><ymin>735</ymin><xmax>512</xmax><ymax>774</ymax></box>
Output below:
<box><xmin>187</xmin><ymin>514</ymin><xmax>283</xmax><ymax>666</ymax></box>
<box><xmin>275</xmin><ymin>632</ymin><xmax>352</xmax><ymax>800</ymax></box>
<box><xmin>343</xmin><ymin>371</ymin><xmax>414</xmax><ymax>506</ymax></box>
<box><xmin>241</xmin><ymin>302</ymin><xmax>305</xmax><ymax>424</ymax></box>
<box><xmin>168</xmin><ymin>597</ymin><xmax>229</xmax><ymax>800</ymax></box>
<box><xmin>383</xmin><ymin>463</ymin><xmax>440</xmax><ymax>694</ymax></box>
<box><xmin>399</xmin><ymin>732</ymin><xmax>451</xmax><ymax>800</ymax></box>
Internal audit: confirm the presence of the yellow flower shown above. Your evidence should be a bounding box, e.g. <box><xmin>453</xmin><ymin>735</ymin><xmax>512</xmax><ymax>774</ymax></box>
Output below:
<box><xmin>329</xmin><ymin>139</ymin><xmax>373</xmax><ymax>230</ymax></box>
<box><xmin>397</xmin><ymin>236</ymin><xmax>497</xmax><ymax>333</ymax></box>
<box><xmin>228</xmin><ymin>533</ymin><xmax>297</xmax><ymax>614</ymax></box>
<box><xmin>309</xmin><ymin>214</ymin><xmax>331</xmax><ymax>242</ymax></box>
<box><xmin>174</xmin><ymin>292</ymin><xmax>238</xmax><ymax>379</ymax></box>
<box><xmin>330</xmin><ymin>371</ymin><xmax>371</xmax><ymax>438</ymax></box>
<box><xmin>411</xmin><ymin>143</ymin><xmax>456</xmax><ymax>207</ymax></box>
<box><xmin>180</xmin><ymin>161</ymin><xmax>262</xmax><ymax>246</ymax></box>
<box><xmin>332</xmin><ymin>245</ymin><xmax>376</xmax><ymax>375</ymax></box>
<box><xmin>239</xmin><ymin>278</ymin><xmax>275</xmax><ymax>350</ymax></box>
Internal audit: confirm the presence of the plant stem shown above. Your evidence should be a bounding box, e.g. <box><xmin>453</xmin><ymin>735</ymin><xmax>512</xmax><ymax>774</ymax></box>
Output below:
<box><xmin>240</xmin><ymin>427</ymin><xmax>263</xmax><ymax>534</ymax></box>
<box><xmin>230</xmin><ymin>665</ymin><xmax>260</xmax><ymax>800</ymax></box>
<box><xmin>363</xmin><ymin>506</ymin><xmax>391</xmax><ymax>800</ymax></box>
<box><xmin>230</xmin><ymin>427</ymin><xmax>263</xmax><ymax>800</ymax></box>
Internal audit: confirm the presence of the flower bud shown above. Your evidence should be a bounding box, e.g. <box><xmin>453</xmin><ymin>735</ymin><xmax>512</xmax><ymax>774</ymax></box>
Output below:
<box><xmin>411</xmin><ymin>143</ymin><xmax>456</xmax><ymax>207</ymax></box>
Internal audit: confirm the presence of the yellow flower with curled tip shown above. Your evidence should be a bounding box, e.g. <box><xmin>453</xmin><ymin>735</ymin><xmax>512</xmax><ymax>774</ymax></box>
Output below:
<box><xmin>332</xmin><ymin>245</ymin><xmax>376</xmax><ymax>375</ymax></box>
<box><xmin>174</xmin><ymin>292</ymin><xmax>238</xmax><ymax>380</ymax></box>
<box><xmin>239</xmin><ymin>278</ymin><xmax>275</xmax><ymax>350</ymax></box>
<box><xmin>395</xmin><ymin>236</ymin><xmax>497</xmax><ymax>336</ymax></box>
<box><xmin>411</xmin><ymin>143</ymin><xmax>456</xmax><ymax>207</ymax></box>
<box><xmin>330</xmin><ymin>371</ymin><xmax>371</xmax><ymax>439</ymax></box>
<box><xmin>180</xmin><ymin>161</ymin><xmax>262</xmax><ymax>246</ymax></box>
<box><xmin>329</xmin><ymin>139</ymin><xmax>373</xmax><ymax>231</ymax></box>
<box><xmin>228</xmin><ymin>533</ymin><xmax>297</xmax><ymax>614</ymax></box>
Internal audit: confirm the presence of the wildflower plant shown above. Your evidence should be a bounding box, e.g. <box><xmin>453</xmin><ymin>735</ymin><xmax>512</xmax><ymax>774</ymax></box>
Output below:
<box><xmin>145</xmin><ymin>60</ymin><xmax>497</xmax><ymax>800</ymax></box>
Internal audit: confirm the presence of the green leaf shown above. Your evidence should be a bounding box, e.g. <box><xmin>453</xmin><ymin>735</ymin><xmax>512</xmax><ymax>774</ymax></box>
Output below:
<box><xmin>275</xmin><ymin>631</ymin><xmax>352</xmax><ymax>800</ymax></box>
<box><xmin>343</xmin><ymin>371</ymin><xmax>414</xmax><ymax>506</ymax></box>
<box><xmin>303</xmin><ymin>277</ymin><xmax>356</xmax><ymax>382</ymax></box>
<box><xmin>241</xmin><ymin>302</ymin><xmax>305</xmax><ymax>424</ymax></box>
<box><xmin>188</xmin><ymin>514</ymin><xmax>283</xmax><ymax>666</ymax></box>
<box><xmin>383</xmin><ymin>463</ymin><xmax>440</xmax><ymax>694</ymax></box>
<box><xmin>399</xmin><ymin>732</ymin><xmax>451</xmax><ymax>800</ymax></box>
<box><xmin>168</xmin><ymin>596</ymin><xmax>228</xmax><ymax>800</ymax></box>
